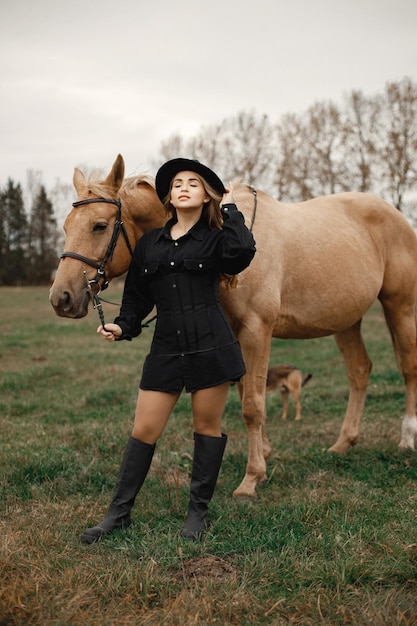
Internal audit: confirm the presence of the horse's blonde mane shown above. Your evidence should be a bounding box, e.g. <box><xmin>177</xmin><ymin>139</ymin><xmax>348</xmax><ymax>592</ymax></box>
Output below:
<box><xmin>123</xmin><ymin>175</ymin><xmax>155</xmax><ymax>192</ymax></box>
<box><xmin>83</xmin><ymin>171</ymin><xmax>156</xmax><ymax>199</ymax></box>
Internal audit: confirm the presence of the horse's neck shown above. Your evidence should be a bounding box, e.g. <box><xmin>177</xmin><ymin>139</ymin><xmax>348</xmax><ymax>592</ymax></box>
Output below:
<box><xmin>121</xmin><ymin>186</ymin><xmax>167</xmax><ymax>243</ymax></box>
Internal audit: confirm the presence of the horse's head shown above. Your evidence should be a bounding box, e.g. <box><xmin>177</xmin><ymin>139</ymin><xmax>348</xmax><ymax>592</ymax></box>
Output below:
<box><xmin>49</xmin><ymin>154</ymin><xmax>165</xmax><ymax>319</ymax></box>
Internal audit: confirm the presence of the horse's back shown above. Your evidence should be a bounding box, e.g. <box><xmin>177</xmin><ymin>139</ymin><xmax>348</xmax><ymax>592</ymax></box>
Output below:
<box><xmin>229</xmin><ymin>187</ymin><xmax>417</xmax><ymax>338</ymax></box>
<box><xmin>252</xmin><ymin>190</ymin><xmax>413</xmax><ymax>239</ymax></box>
<box><xmin>237</xmin><ymin>188</ymin><xmax>417</xmax><ymax>270</ymax></box>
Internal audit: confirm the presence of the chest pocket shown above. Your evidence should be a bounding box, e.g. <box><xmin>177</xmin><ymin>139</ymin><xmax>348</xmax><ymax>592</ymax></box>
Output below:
<box><xmin>184</xmin><ymin>258</ymin><xmax>216</xmax><ymax>272</ymax></box>
<box><xmin>140</xmin><ymin>262</ymin><xmax>159</xmax><ymax>277</ymax></box>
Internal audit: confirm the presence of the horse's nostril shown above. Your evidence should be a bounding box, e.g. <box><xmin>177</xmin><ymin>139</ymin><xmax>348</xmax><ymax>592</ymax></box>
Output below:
<box><xmin>50</xmin><ymin>290</ymin><xmax>73</xmax><ymax>313</ymax></box>
<box><xmin>61</xmin><ymin>291</ymin><xmax>73</xmax><ymax>312</ymax></box>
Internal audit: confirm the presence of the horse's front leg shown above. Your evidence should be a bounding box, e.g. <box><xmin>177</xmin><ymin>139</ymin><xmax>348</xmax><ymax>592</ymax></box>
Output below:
<box><xmin>233</xmin><ymin>325</ymin><xmax>272</xmax><ymax>499</ymax></box>
<box><xmin>328</xmin><ymin>321</ymin><xmax>372</xmax><ymax>454</ymax></box>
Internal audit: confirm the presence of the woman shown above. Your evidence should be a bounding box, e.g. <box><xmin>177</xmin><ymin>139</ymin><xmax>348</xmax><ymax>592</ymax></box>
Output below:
<box><xmin>81</xmin><ymin>158</ymin><xmax>256</xmax><ymax>544</ymax></box>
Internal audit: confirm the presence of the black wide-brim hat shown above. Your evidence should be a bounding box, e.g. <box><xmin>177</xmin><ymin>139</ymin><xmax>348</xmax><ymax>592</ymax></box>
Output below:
<box><xmin>155</xmin><ymin>158</ymin><xmax>226</xmax><ymax>202</ymax></box>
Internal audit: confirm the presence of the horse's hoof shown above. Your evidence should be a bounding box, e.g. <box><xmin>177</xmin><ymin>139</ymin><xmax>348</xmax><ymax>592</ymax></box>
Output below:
<box><xmin>233</xmin><ymin>481</ymin><xmax>259</xmax><ymax>500</ymax></box>
<box><xmin>398</xmin><ymin>440</ymin><xmax>415</xmax><ymax>450</ymax></box>
<box><xmin>233</xmin><ymin>491</ymin><xmax>258</xmax><ymax>502</ymax></box>
<box><xmin>327</xmin><ymin>444</ymin><xmax>347</xmax><ymax>455</ymax></box>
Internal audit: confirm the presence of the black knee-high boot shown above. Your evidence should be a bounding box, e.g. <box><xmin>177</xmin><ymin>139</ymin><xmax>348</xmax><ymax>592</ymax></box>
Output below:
<box><xmin>180</xmin><ymin>432</ymin><xmax>227</xmax><ymax>540</ymax></box>
<box><xmin>81</xmin><ymin>436</ymin><xmax>155</xmax><ymax>544</ymax></box>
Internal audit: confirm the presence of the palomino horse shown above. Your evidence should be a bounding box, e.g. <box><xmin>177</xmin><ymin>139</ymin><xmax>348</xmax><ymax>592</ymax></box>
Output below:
<box><xmin>50</xmin><ymin>154</ymin><xmax>417</xmax><ymax>499</ymax></box>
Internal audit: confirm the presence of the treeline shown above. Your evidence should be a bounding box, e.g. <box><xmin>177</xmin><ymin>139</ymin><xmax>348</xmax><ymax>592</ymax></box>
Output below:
<box><xmin>1</xmin><ymin>76</ymin><xmax>416</xmax><ymax>285</ymax></box>
<box><xmin>0</xmin><ymin>180</ymin><xmax>59</xmax><ymax>285</ymax></box>
<box><xmin>158</xmin><ymin>76</ymin><xmax>417</xmax><ymax>213</ymax></box>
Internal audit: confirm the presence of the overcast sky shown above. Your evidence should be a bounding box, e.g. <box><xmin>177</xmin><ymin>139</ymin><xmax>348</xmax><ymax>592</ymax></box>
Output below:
<box><xmin>1</xmin><ymin>0</ymin><xmax>417</xmax><ymax>189</ymax></box>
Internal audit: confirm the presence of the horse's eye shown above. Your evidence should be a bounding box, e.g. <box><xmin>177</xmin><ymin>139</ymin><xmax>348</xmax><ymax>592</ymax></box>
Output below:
<box><xmin>93</xmin><ymin>223</ymin><xmax>108</xmax><ymax>232</ymax></box>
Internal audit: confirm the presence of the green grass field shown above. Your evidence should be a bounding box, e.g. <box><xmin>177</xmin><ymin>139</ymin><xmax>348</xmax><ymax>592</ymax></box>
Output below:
<box><xmin>1</xmin><ymin>286</ymin><xmax>417</xmax><ymax>625</ymax></box>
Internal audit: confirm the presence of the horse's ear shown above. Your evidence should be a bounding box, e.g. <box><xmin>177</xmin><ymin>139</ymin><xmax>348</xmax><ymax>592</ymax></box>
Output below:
<box><xmin>104</xmin><ymin>154</ymin><xmax>125</xmax><ymax>193</ymax></box>
<box><xmin>73</xmin><ymin>167</ymin><xmax>86</xmax><ymax>193</ymax></box>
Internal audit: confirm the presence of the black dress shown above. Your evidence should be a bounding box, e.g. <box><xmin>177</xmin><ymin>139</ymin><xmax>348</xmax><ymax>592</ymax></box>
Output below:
<box><xmin>114</xmin><ymin>204</ymin><xmax>256</xmax><ymax>393</ymax></box>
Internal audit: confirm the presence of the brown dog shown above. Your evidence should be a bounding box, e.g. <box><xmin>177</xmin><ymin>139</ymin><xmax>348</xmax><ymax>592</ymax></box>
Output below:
<box><xmin>266</xmin><ymin>364</ymin><xmax>312</xmax><ymax>421</ymax></box>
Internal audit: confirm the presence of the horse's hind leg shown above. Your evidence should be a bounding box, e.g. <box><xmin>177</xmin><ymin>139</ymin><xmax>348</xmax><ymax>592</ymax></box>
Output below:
<box><xmin>381</xmin><ymin>298</ymin><xmax>417</xmax><ymax>449</ymax></box>
<box><xmin>328</xmin><ymin>321</ymin><xmax>372</xmax><ymax>454</ymax></box>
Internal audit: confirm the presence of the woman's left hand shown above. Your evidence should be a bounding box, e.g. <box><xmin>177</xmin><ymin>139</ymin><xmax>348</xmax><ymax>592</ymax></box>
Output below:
<box><xmin>222</xmin><ymin>181</ymin><xmax>234</xmax><ymax>205</ymax></box>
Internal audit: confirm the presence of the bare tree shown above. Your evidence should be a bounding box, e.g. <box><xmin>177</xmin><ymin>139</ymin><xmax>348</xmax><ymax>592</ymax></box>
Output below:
<box><xmin>49</xmin><ymin>178</ymin><xmax>75</xmax><ymax>248</ymax></box>
<box><xmin>155</xmin><ymin>111</ymin><xmax>277</xmax><ymax>192</ymax></box>
<box><xmin>184</xmin><ymin>122</ymin><xmax>226</xmax><ymax>172</ymax></box>
<box><xmin>342</xmin><ymin>89</ymin><xmax>381</xmax><ymax>193</ymax></box>
<box><xmin>274</xmin><ymin>112</ymin><xmax>313</xmax><ymax>201</ymax></box>
<box><xmin>378</xmin><ymin>77</ymin><xmax>417</xmax><ymax>210</ymax></box>
<box><xmin>303</xmin><ymin>101</ymin><xmax>350</xmax><ymax>197</ymax></box>
<box><xmin>154</xmin><ymin>125</ymin><xmax>226</xmax><ymax>183</ymax></box>
<box><xmin>25</xmin><ymin>169</ymin><xmax>43</xmax><ymax>211</ymax></box>
<box><xmin>157</xmin><ymin>133</ymin><xmax>188</xmax><ymax>164</ymax></box>
<box><xmin>273</xmin><ymin>102</ymin><xmax>347</xmax><ymax>201</ymax></box>
<box><xmin>218</xmin><ymin>111</ymin><xmax>277</xmax><ymax>191</ymax></box>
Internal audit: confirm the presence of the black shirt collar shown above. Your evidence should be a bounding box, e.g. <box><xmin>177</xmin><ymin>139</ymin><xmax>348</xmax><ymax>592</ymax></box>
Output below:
<box><xmin>155</xmin><ymin>215</ymin><xmax>206</xmax><ymax>243</ymax></box>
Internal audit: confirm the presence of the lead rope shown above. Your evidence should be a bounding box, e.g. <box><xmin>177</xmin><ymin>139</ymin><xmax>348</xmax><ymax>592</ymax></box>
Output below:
<box><xmin>248</xmin><ymin>186</ymin><xmax>257</xmax><ymax>232</ymax></box>
<box><xmin>85</xmin><ymin>273</ymin><xmax>157</xmax><ymax>330</ymax></box>
<box><xmin>84</xmin><ymin>271</ymin><xmax>107</xmax><ymax>328</ymax></box>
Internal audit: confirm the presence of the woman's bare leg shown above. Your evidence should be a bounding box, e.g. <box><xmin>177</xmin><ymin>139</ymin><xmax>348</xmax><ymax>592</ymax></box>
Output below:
<box><xmin>131</xmin><ymin>389</ymin><xmax>180</xmax><ymax>443</ymax></box>
<box><xmin>191</xmin><ymin>382</ymin><xmax>230</xmax><ymax>435</ymax></box>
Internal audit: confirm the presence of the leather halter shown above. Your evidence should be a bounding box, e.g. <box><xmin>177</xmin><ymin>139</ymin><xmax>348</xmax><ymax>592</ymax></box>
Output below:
<box><xmin>60</xmin><ymin>197</ymin><xmax>134</xmax><ymax>292</ymax></box>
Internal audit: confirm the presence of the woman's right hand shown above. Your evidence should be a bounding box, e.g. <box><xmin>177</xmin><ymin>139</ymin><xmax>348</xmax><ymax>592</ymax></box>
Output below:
<box><xmin>97</xmin><ymin>323</ymin><xmax>122</xmax><ymax>342</ymax></box>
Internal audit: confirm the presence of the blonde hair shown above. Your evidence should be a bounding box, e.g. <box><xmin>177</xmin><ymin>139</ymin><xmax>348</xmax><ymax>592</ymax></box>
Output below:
<box><xmin>163</xmin><ymin>174</ymin><xmax>237</xmax><ymax>289</ymax></box>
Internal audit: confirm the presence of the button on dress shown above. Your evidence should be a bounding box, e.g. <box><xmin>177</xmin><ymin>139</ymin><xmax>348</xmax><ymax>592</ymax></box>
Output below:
<box><xmin>114</xmin><ymin>204</ymin><xmax>256</xmax><ymax>393</ymax></box>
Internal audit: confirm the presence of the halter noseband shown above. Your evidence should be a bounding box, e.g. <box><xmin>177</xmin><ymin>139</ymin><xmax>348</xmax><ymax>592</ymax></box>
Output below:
<box><xmin>60</xmin><ymin>197</ymin><xmax>134</xmax><ymax>292</ymax></box>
